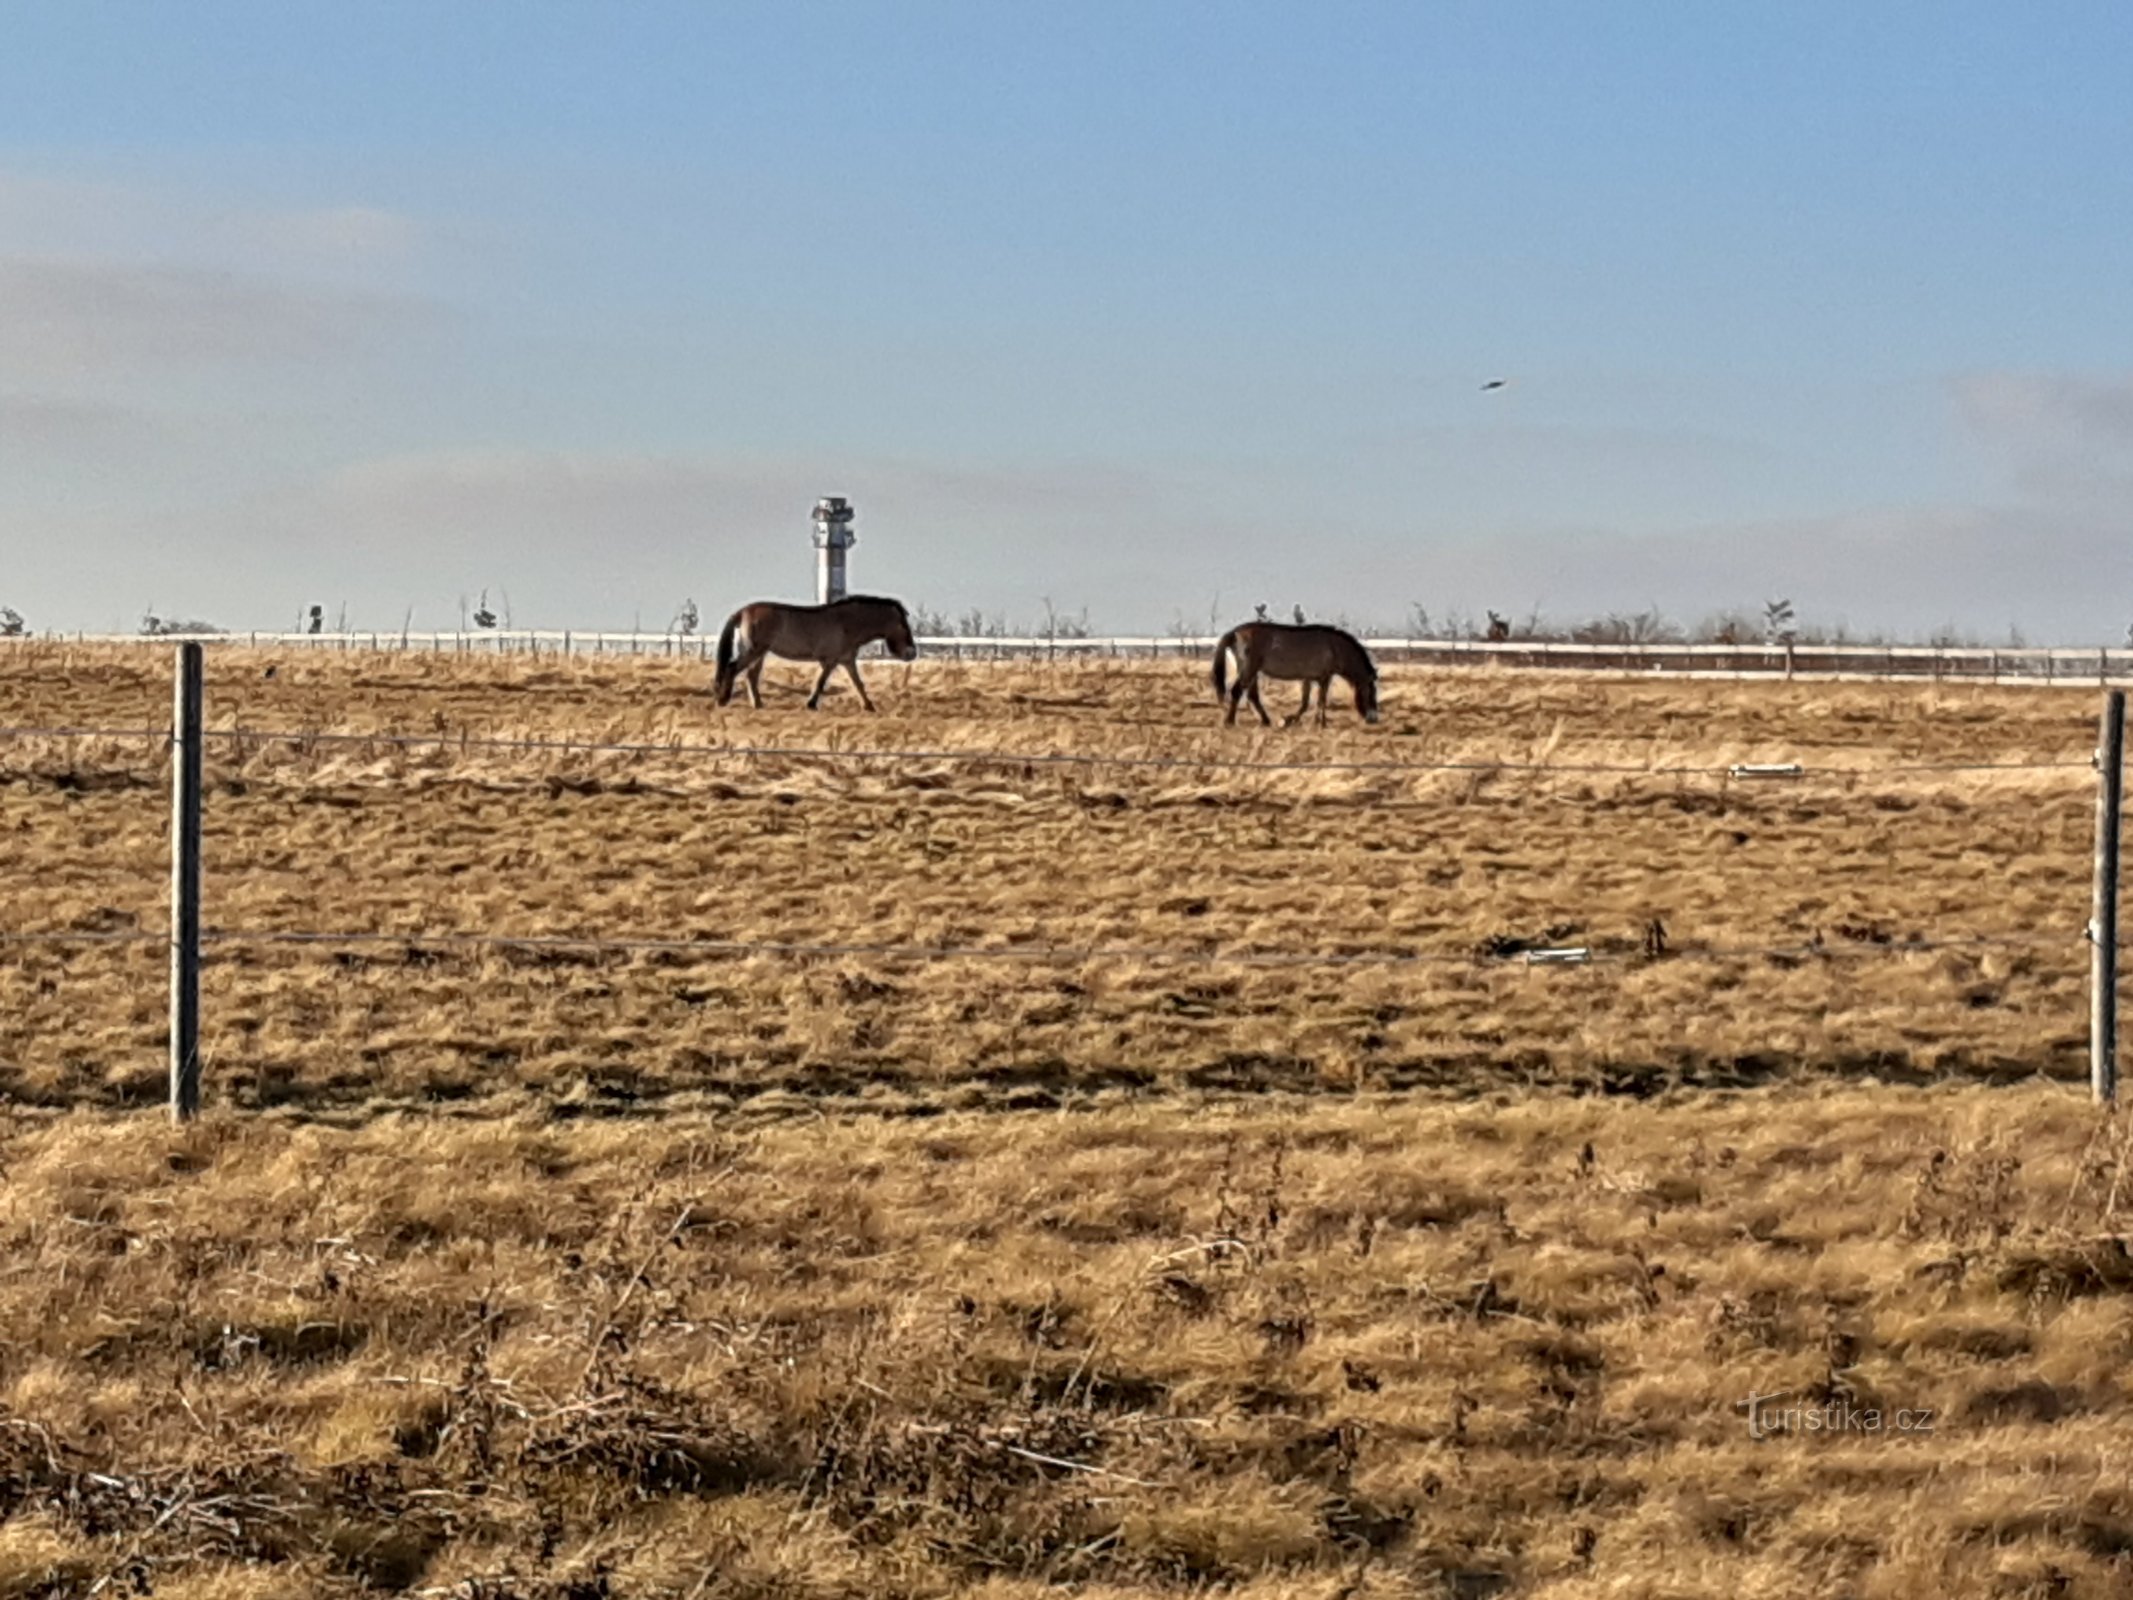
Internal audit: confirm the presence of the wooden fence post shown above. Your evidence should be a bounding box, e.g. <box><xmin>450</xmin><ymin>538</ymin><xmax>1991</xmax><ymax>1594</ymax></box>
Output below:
<box><xmin>2094</xmin><ymin>689</ymin><xmax>2125</xmax><ymax>1106</ymax></box>
<box><xmin>170</xmin><ymin>643</ymin><xmax>204</xmax><ymax>1122</ymax></box>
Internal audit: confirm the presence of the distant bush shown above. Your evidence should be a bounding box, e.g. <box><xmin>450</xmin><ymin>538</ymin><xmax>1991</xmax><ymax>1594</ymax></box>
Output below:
<box><xmin>139</xmin><ymin>613</ymin><xmax>225</xmax><ymax>636</ymax></box>
<box><xmin>1039</xmin><ymin>597</ymin><xmax>1091</xmax><ymax>641</ymax></box>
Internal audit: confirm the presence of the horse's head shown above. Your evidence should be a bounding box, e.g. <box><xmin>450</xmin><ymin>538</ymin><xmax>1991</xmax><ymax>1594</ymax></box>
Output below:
<box><xmin>884</xmin><ymin>601</ymin><xmax>919</xmax><ymax>662</ymax></box>
<box><xmin>1355</xmin><ymin>664</ymin><xmax>1381</xmax><ymax>725</ymax></box>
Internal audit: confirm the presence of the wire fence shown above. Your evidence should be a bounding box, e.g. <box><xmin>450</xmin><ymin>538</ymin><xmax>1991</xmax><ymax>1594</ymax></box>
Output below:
<box><xmin>11</xmin><ymin>628</ymin><xmax>2133</xmax><ymax>686</ymax></box>
<box><xmin>0</xmin><ymin>926</ymin><xmax>2074</xmax><ymax>967</ymax></box>
<box><xmin>0</xmin><ymin>664</ymin><xmax>2114</xmax><ymax>1115</ymax></box>
<box><xmin>0</xmin><ymin>722</ymin><xmax>2097</xmax><ymax>779</ymax></box>
<box><xmin>0</xmin><ymin>719</ymin><xmax>2089</xmax><ymax>969</ymax></box>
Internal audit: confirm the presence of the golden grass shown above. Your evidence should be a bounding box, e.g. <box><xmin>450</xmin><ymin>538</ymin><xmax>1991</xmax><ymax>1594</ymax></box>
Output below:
<box><xmin>0</xmin><ymin>646</ymin><xmax>2128</xmax><ymax>1595</ymax></box>
<box><xmin>0</xmin><ymin>645</ymin><xmax>2104</xmax><ymax>1115</ymax></box>
<box><xmin>0</xmin><ymin>1092</ymin><xmax>2128</xmax><ymax>1596</ymax></box>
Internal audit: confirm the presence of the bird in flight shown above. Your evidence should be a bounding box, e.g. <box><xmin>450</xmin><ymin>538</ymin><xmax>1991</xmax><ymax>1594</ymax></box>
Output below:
<box><xmin>1480</xmin><ymin>378</ymin><xmax>1510</xmax><ymax>391</ymax></box>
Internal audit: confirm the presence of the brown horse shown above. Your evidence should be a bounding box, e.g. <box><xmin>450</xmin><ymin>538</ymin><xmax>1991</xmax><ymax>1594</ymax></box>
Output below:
<box><xmin>714</xmin><ymin>595</ymin><xmax>919</xmax><ymax>711</ymax></box>
<box><xmin>1211</xmin><ymin>621</ymin><xmax>1380</xmax><ymax>727</ymax></box>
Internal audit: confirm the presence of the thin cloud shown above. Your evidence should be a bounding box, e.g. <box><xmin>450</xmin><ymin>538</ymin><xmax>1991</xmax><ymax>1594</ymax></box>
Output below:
<box><xmin>0</xmin><ymin>255</ymin><xmax>446</xmax><ymax>376</ymax></box>
<box><xmin>0</xmin><ymin>169</ymin><xmax>160</xmax><ymax>248</ymax></box>
<box><xmin>1951</xmin><ymin>370</ymin><xmax>2133</xmax><ymax>506</ymax></box>
<box><xmin>0</xmin><ymin>166</ymin><xmax>430</xmax><ymax>268</ymax></box>
<box><xmin>1954</xmin><ymin>370</ymin><xmax>2133</xmax><ymax>449</ymax></box>
<box><xmin>254</xmin><ymin>205</ymin><xmax>423</xmax><ymax>263</ymax></box>
<box><xmin>0</xmin><ymin>393</ymin><xmax>161</xmax><ymax>456</ymax></box>
<box><xmin>288</xmin><ymin>447</ymin><xmax>1187</xmax><ymax>552</ymax></box>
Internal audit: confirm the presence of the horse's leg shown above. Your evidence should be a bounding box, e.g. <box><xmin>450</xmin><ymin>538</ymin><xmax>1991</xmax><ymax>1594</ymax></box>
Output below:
<box><xmin>844</xmin><ymin>657</ymin><xmax>878</xmax><ymax>713</ymax></box>
<box><xmin>806</xmin><ymin>662</ymin><xmax>836</xmax><ymax>709</ymax></box>
<box><xmin>1246</xmin><ymin>677</ymin><xmax>1271</xmax><ymax>727</ymax></box>
<box><xmin>1284</xmin><ymin>682</ymin><xmax>1313</xmax><ymax>727</ymax></box>
<box><xmin>744</xmin><ymin>655</ymin><xmax>766</xmax><ymax>708</ymax></box>
<box><xmin>1317</xmin><ymin>676</ymin><xmax>1333</xmax><ymax>727</ymax></box>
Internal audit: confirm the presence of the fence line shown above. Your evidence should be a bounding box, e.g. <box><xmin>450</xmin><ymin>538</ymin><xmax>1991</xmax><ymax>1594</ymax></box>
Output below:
<box><xmin>4</xmin><ymin>648</ymin><xmax>2115</xmax><ymax>1117</ymax></box>
<box><xmin>0</xmin><ymin>722</ymin><xmax>2094</xmax><ymax>779</ymax></box>
<box><xmin>10</xmin><ymin>629</ymin><xmax>2133</xmax><ymax>686</ymax></box>
<box><xmin>0</xmin><ymin>925</ymin><xmax>2072</xmax><ymax>969</ymax></box>
<box><xmin>2092</xmin><ymin>691</ymin><xmax>2126</xmax><ymax>1104</ymax></box>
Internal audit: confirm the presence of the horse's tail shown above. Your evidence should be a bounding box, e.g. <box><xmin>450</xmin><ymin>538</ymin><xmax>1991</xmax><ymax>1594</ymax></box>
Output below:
<box><xmin>713</xmin><ymin>609</ymin><xmax>746</xmax><ymax>704</ymax></box>
<box><xmin>1211</xmin><ymin>628</ymin><xmax>1239</xmax><ymax>702</ymax></box>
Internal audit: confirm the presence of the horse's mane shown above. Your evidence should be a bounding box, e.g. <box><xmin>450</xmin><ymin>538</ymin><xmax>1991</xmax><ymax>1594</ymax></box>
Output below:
<box><xmin>1291</xmin><ymin>620</ymin><xmax>1375</xmax><ymax>680</ymax></box>
<box><xmin>1350</xmin><ymin>630</ymin><xmax>1378</xmax><ymax>680</ymax></box>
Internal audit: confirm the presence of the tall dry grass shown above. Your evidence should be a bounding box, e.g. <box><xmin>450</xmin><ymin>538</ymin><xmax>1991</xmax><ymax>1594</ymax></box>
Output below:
<box><xmin>0</xmin><ymin>1092</ymin><xmax>2127</xmax><ymax>1596</ymax></box>
<box><xmin>0</xmin><ymin>646</ymin><xmax>2125</xmax><ymax>1596</ymax></box>
<box><xmin>0</xmin><ymin>647</ymin><xmax>2102</xmax><ymax>1116</ymax></box>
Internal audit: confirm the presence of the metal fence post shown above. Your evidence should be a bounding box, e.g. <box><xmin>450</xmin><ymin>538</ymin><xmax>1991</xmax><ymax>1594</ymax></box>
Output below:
<box><xmin>2094</xmin><ymin>689</ymin><xmax>2125</xmax><ymax>1106</ymax></box>
<box><xmin>170</xmin><ymin>642</ymin><xmax>204</xmax><ymax>1121</ymax></box>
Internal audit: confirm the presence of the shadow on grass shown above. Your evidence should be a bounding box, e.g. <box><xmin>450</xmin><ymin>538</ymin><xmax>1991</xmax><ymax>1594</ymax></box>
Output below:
<box><xmin>0</xmin><ymin>1040</ymin><xmax>2088</xmax><ymax>1129</ymax></box>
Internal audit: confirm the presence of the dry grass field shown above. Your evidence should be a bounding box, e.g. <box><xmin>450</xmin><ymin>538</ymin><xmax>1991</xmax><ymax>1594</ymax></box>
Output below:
<box><xmin>0</xmin><ymin>645</ymin><xmax>2106</xmax><ymax>1116</ymax></box>
<box><xmin>0</xmin><ymin>644</ymin><xmax>2129</xmax><ymax>1598</ymax></box>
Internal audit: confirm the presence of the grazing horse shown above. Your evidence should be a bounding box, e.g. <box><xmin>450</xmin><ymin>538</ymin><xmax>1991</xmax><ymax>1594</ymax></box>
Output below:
<box><xmin>714</xmin><ymin>595</ymin><xmax>919</xmax><ymax>711</ymax></box>
<box><xmin>1211</xmin><ymin>621</ymin><xmax>1380</xmax><ymax>727</ymax></box>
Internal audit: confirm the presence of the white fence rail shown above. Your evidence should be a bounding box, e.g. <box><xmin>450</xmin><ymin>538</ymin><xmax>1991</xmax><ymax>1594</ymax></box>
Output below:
<box><xmin>8</xmin><ymin>630</ymin><xmax>2133</xmax><ymax>684</ymax></box>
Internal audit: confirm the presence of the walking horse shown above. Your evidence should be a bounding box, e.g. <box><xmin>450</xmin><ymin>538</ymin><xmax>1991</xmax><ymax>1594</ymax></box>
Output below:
<box><xmin>713</xmin><ymin>595</ymin><xmax>919</xmax><ymax>711</ymax></box>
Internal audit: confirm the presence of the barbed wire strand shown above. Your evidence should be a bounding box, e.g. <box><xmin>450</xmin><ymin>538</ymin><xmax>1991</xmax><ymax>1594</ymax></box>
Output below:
<box><xmin>0</xmin><ymin>725</ymin><xmax>159</xmax><ymax>741</ymax></box>
<box><xmin>0</xmin><ymin>723</ymin><xmax>2094</xmax><ymax>778</ymax></box>
<box><xmin>0</xmin><ymin>926</ymin><xmax>2073</xmax><ymax>968</ymax></box>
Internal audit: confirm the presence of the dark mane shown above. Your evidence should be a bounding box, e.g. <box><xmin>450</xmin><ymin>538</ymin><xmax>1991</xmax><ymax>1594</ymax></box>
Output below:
<box><xmin>1296</xmin><ymin>622</ymin><xmax>1376</xmax><ymax>679</ymax></box>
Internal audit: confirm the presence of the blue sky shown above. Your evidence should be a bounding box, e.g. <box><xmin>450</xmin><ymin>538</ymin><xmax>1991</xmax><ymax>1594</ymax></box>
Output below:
<box><xmin>3</xmin><ymin>3</ymin><xmax>2129</xmax><ymax>637</ymax></box>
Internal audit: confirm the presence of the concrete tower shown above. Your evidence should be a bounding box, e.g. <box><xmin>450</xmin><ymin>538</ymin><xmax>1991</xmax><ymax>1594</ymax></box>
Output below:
<box><xmin>811</xmin><ymin>496</ymin><xmax>856</xmax><ymax>604</ymax></box>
